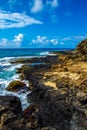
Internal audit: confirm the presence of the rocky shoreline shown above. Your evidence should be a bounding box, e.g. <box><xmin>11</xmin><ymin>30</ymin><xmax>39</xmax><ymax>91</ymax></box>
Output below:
<box><xmin>0</xmin><ymin>39</ymin><xmax>87</xmax><ymax>130</ymax></box>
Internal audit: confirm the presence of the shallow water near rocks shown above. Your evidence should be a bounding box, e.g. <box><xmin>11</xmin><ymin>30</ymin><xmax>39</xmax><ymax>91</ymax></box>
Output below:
<box><xmin>0</xmin><ymin>57</ymin><xmax>30</xmax><ymax>110</ymax></box>
<box><xmin>0</xmin><ymin>48</ymin><xmax>58</xmax><ymax>109</ymax></box>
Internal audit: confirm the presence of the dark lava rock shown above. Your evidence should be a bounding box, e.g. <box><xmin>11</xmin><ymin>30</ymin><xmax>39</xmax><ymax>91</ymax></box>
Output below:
<box><xmin>0</xmin><ymin>96</ymin><xmax>25</xmax><ymax>130</ymax></box>
<box><xmin>21</xmin><ymin>63</ymin><xmax>51</xmax><ymax>84</ymax></box>
<box><xmin>0</xmin><ymin>96</ymin><xmax>40</xmax><ymax>130</ymax></box>
<box><xmin>6</xmin><ymin>80</ymin><xmax>26</xmax><ymax>92</ymax></box>
<box><xmin>0</xmin><ymin>95</ymin><xmax>22</xmax><ymax>115</ymax></box>
<box><xmin>16</xmin><ymin>68</ymin><xmax>22</xmax><ymax>73</ymax></box>
<box><xmin>27</xmin><ymin>85</ymin><xmax>73</xmax><ymax>130</ymax></box>
<box><xmin>23</xmin><ymin>104</ymin><xmax>38</xmax><ymax>120</ymax></box>
<box><xmin>10</xmin><ymin>55</ymin><xmax>59</xmax><ymax>64</ymax></box>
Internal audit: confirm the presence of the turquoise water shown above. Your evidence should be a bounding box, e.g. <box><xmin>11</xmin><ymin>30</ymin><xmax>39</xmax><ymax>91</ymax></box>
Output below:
<box><xmin>0</xmin><ymin>48</ymin><xmax>73</xmax><ymax>109</ymax></box>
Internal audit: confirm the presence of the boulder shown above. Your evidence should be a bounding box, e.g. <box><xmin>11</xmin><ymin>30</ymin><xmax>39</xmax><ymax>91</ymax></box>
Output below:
<box><xmin>6</xmin><ymin>80</ymin><xmax>26</xmax><ymax>92</ymax></box>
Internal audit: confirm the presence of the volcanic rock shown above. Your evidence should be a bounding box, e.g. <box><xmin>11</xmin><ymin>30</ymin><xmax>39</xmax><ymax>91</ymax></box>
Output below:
<box><xmin>6</xmin><ymin>80</ymin><xmax>26</xmax><ymax>92</ymax></box>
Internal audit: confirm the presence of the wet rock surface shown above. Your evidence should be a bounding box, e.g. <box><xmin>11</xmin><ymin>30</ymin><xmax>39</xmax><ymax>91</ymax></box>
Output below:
<box><xmin>6</xmin><ymin>80</ymin><xmax>27</xmax><ymax>92</ymax></box>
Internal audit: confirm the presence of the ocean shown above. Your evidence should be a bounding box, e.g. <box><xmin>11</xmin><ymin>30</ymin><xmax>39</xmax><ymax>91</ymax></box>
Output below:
<box><xmin>0</xmin><ymin>48</ymin><xmax>73</xmax><ymax>109</ymax></box>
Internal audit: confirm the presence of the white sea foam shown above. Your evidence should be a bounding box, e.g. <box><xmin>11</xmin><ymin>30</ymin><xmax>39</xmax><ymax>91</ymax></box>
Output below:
<box><xmin>0</xmin><ymin>56</ymin><xmax>30</xmax><ymax>109</ymax></box>
<box><xmin>40</xmin><ymin>51</ymin><xmax>56</xmax><ymax>56</ymax></box>
<box><xmin>0</xmin><ymin>89</ymin><xmax>30</xmax><ymax>110</ymax></box>
<box><xmin>40</xmin><ymin>51</ymin><xmax>49</xmax><ymax>56</ymax></box>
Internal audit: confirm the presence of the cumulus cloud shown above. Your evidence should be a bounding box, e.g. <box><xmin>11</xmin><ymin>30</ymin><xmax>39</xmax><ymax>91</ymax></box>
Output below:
<box><xmin>13</xmin><ymin>33</ymin><xmax>24</xmax><ymax>42</ymax></box>
<box><xmin>0</xmin><ymin>33</ymin><xmax>24</xmax><ymax>48</ymax></box>
<box><xmin>31</xmin><ymin>34</ymin><xmax>87</xmax><ymax>48</ymax></box>
<box><xmin>12</xmin><ymin>33</ymin><xmax>24</xmax><ymax>47</ymax></box>
<box><xmin>31</xmin><ymin>0</ymin><xmax>43</xmax><ymax>13</ymax></box>
<box><xmin>0</xmin><ymin>10</ymin><xmax>42</xmax><ymax>29</ymax></box>
<box><xmin>50</xmin><ymin>39</ymin><xmax>58</xmax><ymax>45</ymax></box>
<box><xmin>32</xmin><ymin>35</ymin><xmax>58</xmax><ymax>46</ymax></box>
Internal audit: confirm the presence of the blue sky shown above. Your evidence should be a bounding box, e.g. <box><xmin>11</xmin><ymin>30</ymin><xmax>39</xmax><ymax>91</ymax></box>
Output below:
<box><xmin>0</xmin><ymin>0</ymin><xmax>87</xmax><ymax>48</ymax></box>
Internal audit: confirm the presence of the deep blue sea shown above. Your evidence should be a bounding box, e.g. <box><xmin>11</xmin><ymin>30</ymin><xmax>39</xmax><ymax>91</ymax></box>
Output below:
<box><xmin>0</xmin><ymin>48</ymin><xmax>73</xmax><ymax>109</ymax></box>
<box><xmin>0</xmin><ymin>48</ymin><xmax>74</xmax><ymax>58</ymax></box>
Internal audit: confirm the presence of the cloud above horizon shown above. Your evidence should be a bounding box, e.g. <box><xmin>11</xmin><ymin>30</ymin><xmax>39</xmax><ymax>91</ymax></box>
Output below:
<box><xmin>0</xmin><ymin>10</ymin><xmax>42</xmax><ymax>29</ymax></box>
<box><xmin>0</xmin><ymin>33</ymin><xmax>24</xmax><ymax>48</ymax></box>
<box><xmin>31</xmin><ymin>35</ymin><xmax>58</xmax><ymax>46</ymax></box>
<box><xmin>0</xmin><ymin>34</ymin><xmax>87</xmax><ymax>48</ymax></box>
<box><xmin>13</xmin><ymin>33</ymin><xmax>24</xmax><ymax>42</ymax></box>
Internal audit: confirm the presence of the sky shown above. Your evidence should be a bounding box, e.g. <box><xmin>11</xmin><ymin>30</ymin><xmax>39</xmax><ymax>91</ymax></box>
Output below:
<box><xmin>0</xmin><ymin>0</ymin><xmax>87</xmax><ymax>48</ymax></box>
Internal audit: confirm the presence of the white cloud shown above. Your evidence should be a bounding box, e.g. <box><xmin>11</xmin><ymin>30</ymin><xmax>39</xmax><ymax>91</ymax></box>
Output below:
<box><xmin>0</xmin><ymin>10</ymin><xmax>42</xmax><ymax>29</ymax></box>
<box><xmin>0</xmin><ymin>33</ymin><xmax>24</xmax><ymax>48</ymax></box>
<box><xmin>32</xmin><ymin>35</ymin><xmax>58</xmax><ymax>46</ymax></box>
<box><xmin>51</xmin><ymin>39</ymin><xmax>58</xmax><ymax>45</ymax></box>
<box><xmin>13</xmin><ymin>33</ymin><xmax>24</xmax><ymax>47</ymax></box>
<box><xmin>13</xmin><ymin>33</ymin><xmax>24</xmax><ymax>42</ymax></box>
<box><xmin>32</xmin><ymin>36</ymin><xmax>48</xmax><ymax>45</ymax></box>
<box><xmin>31</xmin><ymin>0</ymin><xmax>43</xmax><ymax>13</ymax></box>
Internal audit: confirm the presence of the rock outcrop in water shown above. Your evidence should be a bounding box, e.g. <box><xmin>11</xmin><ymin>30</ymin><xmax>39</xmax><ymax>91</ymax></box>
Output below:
<box><xmin>6</xmin><ymin>80</ymin><xmax>26</xmax><ymax>92</ymax></box>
